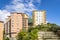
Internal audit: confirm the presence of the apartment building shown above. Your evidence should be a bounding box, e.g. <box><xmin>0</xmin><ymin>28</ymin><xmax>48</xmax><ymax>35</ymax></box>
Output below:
<box><xmin>0</xmin><ymin>21</ymin><xmax>3</xmax><ymax>40</ymax></box>
<box><xmin>33</xmin><ymin>10</ymin><xmax>46</xmax><ymax>26</ymax></box>
<box><xmin>4</xmin><ymin>12</ymin><xmax>28</xmax><ymax>38</ymax></box>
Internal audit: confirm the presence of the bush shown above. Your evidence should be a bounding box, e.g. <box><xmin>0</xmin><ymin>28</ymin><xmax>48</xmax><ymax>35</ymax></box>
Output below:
<box><xmin>5</xmin><ymin>37</ymin><xmax>9</xmax><ymax>40</ymax></box>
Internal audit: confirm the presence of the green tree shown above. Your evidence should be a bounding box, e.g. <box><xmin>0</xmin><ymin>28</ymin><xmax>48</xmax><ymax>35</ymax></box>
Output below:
<box><xmin>17</xmin><ymin>28</ymin><xmax>38</xmax><ymax>40</ymax></box>
<box><xmin>3</xmin><ymin>30</ymin><xmax>5</xmax><ymax>40</ymax></box>
<box><xmin>17</xmin><ymin>23</ymin><xmax>60</xmax><ymax>40</ymax></box>
<box><xmin>29</xmin><ymin>29</ymin><xmax>38</xmax><ymax>40</ymax></box>
<box><xmin>17</xmin><ymin>31</ymin><xmax>27</xmax><ymax>40</ymax></box>
<box><xmin>28</xmin><ymin>17</ymin><xmax>33</xmax><ymax>26</ymax></box>
<box><xmin>5</xmin><ymin>37</ymin><xmax>9</xmax><ymax>40</ymax></box>
<box><xmin>28</xmin><ymin>27</ymin><xmax>34</xmax><ymax>32</ymax></box>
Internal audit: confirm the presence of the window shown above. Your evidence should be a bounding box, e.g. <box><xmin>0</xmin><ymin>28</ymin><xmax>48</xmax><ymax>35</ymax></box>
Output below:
<box><xmin>12</xmin><ymin>24</ymin><xmax>14</xmax><ymax>27</ymax></box>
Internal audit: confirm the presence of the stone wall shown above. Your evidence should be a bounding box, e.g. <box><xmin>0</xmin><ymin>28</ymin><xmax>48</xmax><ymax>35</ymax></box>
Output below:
<box><xmin>38</xmin><ymin>31</ymin><xmax>60</xmax><ymax>40</ymax></box>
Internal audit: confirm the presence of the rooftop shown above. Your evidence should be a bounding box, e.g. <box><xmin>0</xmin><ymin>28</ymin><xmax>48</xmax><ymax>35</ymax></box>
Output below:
<box><xmin>0</xmin><ymin>21</ymin><xmax>4</xmax><ymax>23</ymax></box>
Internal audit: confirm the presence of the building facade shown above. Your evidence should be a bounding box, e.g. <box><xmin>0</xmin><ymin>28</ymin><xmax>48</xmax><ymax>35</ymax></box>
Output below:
<box><xmin>0</xmin><ymin>21</ymin><xmax>3</xmax><ymax>40</ymax></box>
<box><xmin>4</xmin><ymin>12</ymin><xmax>28</xmax><ymax>38</ymax></box>
<box><xmin>33</xmin><ymin>10</ymin><xmax>46</xmax><ymax>26</ymax></box>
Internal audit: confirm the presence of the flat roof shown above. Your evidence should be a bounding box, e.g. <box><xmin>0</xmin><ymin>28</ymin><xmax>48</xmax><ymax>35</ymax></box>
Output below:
<box><xmin>0</xmin><ymin>21</ymin><xmax>4</xmax><ymax>23</ymax></box>
<box><xmin>11</xmin><ymin>12</ymin><xmax>28</xmax><ymax>16</ymax></box>
<box><xmin>33</xmin><ymin>10</ymin><xmax>46</xmax><ymax>12</ymax></box>
<box><xmin>11</xmin><ymin>12</ymin><xmax>25</xmax><ymax>14</ymax></box>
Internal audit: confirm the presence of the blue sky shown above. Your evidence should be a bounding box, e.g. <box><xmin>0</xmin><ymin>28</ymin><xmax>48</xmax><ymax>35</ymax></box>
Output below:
<box><xmin>40</xmin><ymin>0</ymin><xmax>60</xmax><ymax>25</ymax></box>
<box><xmin>0</xmin><ymin>0</ymin><xmax>60</xmax><ymax>25</ymax></box>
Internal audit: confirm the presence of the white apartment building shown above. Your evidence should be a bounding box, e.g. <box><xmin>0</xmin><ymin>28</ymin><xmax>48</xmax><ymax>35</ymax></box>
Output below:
<box><xmin>33</xmin><ymin>10</ymin><xmax>46</xmax><ymax>26</ymax></box>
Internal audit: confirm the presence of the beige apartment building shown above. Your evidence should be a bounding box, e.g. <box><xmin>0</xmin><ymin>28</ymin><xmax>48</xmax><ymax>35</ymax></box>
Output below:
<box><xmin>4</xmin><ymin>12</ymin><xmax>28</xmax><ymax>39</ymax></box>
<box><xmin>0</xmin><ymin>21</ymin><xmax>3</xmax><ymax>40</ymax></box>
<box><xmin>33</xmin><ymin>10</ymin><xmax>46</xmax><ymax>26</ymax></box>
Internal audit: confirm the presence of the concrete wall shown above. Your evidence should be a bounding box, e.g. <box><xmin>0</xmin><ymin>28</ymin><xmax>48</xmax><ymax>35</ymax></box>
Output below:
<box><xmin>0</xmin><ymin>21</ymin><xmax>3</xmax><ymax>40</ymax></box>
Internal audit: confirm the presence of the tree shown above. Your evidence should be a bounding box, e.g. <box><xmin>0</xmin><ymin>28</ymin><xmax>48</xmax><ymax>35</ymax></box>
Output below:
<box><xmin>28</xmin><ymin>17</ymin><xmax>33</xmax><ymax>26</ymax></box>
<box><xmin>3</xmin><ymin>30</ymin><xmax>5</xmax><ymax>40</ymax></box>
<box><xmin>17</xmin><ymin>31</ymin><xmax>27</xmax><ymax>40</ymax></box>
<box><xmin>29</xmin><ymin>29</ymin><xmax>38</xmax><ymax>40</ymax></box>
<box><xmin>28</xmin><ymin>27</ymin><xmax>34</xmax><ymax>32</ymax></box>
<box><xmin>5</xmin><ymin>37</ymin><xmax>9</xmax><ymax>40</ymax></box>
<box><xmin>17</xmin><ymin>23</ymin><xmax>60</xmax><ymax>40</ymax></box>
<box><xmin>48</xmin><ymin>23</ymin><xmax>60</xmax><ymax>32</ymax></box>
<box><xmin>17</xmin><ymin>28</ymin><xmax>38</xmax><ymax>40</ymax></box>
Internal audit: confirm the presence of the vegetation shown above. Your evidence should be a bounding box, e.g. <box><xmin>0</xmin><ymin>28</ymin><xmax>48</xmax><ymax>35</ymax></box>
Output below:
<box><xmin>17</xmin><ymin>27</ymin><xmax>38</xmax><ymax>40</ymax></box>
<box><xmin>28</xmin><ymin>17</ymin><xmax>33</xmax><ymax>26</ymax></box>
<box><xmin>3</xmin><ymin>30</ymin><xmax>10</xmax><ymax>40</ymax></box>
<box><xmin>17</xmin><ymin>31</ymin><xmax>27</xmax><ymax>40</ymax></box>
<box><xmin>28</xmin><ymin>17</ymin><xmax>32</xmax><ymax>24</ymax></box>
<box><xmin>3</xmin><ymin>30</ymin><xmax>5</xmax><ymax>40</ymax></box>
<box><xmin>16</xmin><ymin>23</ymin><xmax>60</xmax><ymax>40</ymax></box>
<box><xmin>5</xmin><ymin>37</ymin><xmax>9</xmax><ymax>40</ymax></box>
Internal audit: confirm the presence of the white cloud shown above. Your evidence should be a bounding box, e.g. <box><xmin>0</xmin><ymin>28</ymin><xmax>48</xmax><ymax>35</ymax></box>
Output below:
<box><xmin>0</xmin><ymin>10</ymin><xmax>10</xmax><ymax>21</ymax></box>
<box><xmin>5</xmin><ymin>0</ymin><xmax>37</xmax><ymax>12</ymax></box>
<box><xmin>0</xmin><ymin>0</ymin><xmax>41</xmax><ymax>21</ymax></box>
